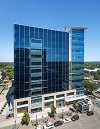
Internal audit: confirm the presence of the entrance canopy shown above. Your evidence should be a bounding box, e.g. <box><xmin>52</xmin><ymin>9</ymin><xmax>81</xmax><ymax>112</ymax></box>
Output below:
<box><xmin>66</xmin><ymin>95</ymin><xmax>87</xmax><ymax>102</ymax></box>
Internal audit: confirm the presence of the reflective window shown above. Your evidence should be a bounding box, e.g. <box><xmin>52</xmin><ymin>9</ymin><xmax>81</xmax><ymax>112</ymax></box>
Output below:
<box><xmin>71</xmin><ymin>29</ymin><xmax>84</xmax><ymax>96</ymax></box>
<box><xmin>14</xmin><ymin>24</ymin><xmax>69</xmax><ymax>101</ymax></box>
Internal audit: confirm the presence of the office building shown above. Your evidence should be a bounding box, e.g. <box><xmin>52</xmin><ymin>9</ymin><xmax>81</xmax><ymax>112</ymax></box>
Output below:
<box><xmin>14</xmin><ymin>24</ymin><xmax>87</xmax><ymax>118</ymax></box>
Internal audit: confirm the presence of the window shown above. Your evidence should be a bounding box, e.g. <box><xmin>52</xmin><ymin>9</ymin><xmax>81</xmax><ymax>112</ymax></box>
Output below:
<box><xmin>56</xmin><ymin>94</ymin><xmax>64</xmax><ymax>98</ymax></box>
<box><xmin>31</xmin><ymin>62</ymin><xmax>41</xmax><ymax>65</ymax></box>
<box><xmin>67</xmin><ymin>92</ymin><xmax>74</xmax><ymax>96</ymax></box>
<box><xmin>31</xmin><ymin>55</ymin><xmax>42</xmax><ymax>58</ymax></box>
<box><xmin>17</xmin><ymin>101</ymin><xmax>28</xmax><ymax>106</ymax></box>
<box><xmin>45</xmin><ymin>96</ymin><xmax>54</xmax><ymax>100</ymax></box>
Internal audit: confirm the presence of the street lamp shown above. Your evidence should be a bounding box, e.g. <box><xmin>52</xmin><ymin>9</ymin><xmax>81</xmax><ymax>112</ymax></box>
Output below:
<box><xmin>62</xmin><ymin>109</ymin><xmax>63</xmax><ymax>120</ymax></box>
<box><xmin>15</xmin><ymin>119</ymin><xmax>16</xmax><ymax>129</ymax></box>
<box><xmin>92</xmin><ymin>102</ymin><xmax>95</xmax><ymax>111</ymax></box>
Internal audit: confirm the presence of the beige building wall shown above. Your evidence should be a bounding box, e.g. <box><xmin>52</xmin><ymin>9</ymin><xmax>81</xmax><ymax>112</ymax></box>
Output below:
<box><xmin>14</xmin><ymin>90</ymin><xmax>76</xmax><ymax>118</ymax></box>
<box><xmin>42</xmin><ymin>89</ymin><xmax>76</xmax><ymax>111</ymax></box>
<box><xmin>14</xmin><ymin>97</ymin><xmax>31</xmax><ymax>118</ymax></box>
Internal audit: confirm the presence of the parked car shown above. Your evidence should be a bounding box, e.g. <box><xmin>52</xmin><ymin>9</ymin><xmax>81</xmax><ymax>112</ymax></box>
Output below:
<box><xmin>62</xmin><ymin>118</ymin><xmax>71</xmax><ymax>123</ymax></box>
<box><xmin>95</xmin><ymin>91</ymin><xmax>100</xmax><ymax>95</ymax></box>
<box><xmin>48</xmin><ymin>112</ymin><xmax>55</xmax><ymax>118</ymax></box>
<box><xmin>43</xmin><ymin>122</ymin><xmax>54</xmax><ymax>129</ymax></box>
<box><xmin>88</xmin><ymin>95</ymin><xmax>95</xmax><ymax>99</ymax></box>
<box><xmin>69</xmin><ymin>108</ymin><xmax>76</xmax><ymax>112</ymax></box>
<box><xmin>86</xmin><ymin>111</ymin><xmax>94</xmax><ymax>116</ymax></box>
<box><xmin>71</xmin><ymin>115</ymin><xmax>79</xmax><ymax>121</ymax></box>
<box><xmin>54</xmin><ymin>121</ymin><xmax>63</xmax><ymax>127</ymax></box>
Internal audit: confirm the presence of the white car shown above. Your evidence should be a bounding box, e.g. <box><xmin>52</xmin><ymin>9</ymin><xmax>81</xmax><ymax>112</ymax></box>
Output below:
<box><xmin>63</xmin><ymin>118</ymin><xmax>71</xmax><ymax>123</ymax></box>
<box><xmin>43</xmin><ymin>122</ymin><xmax>54</xmax><ymax>129</ymax></box>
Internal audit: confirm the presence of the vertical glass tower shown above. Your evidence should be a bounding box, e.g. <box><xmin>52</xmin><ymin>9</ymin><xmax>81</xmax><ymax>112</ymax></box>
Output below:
<box><xmin>64</xmin><ymin>26</ymin><xmax>87</xmax><ymax>97</ymax></box>
<box><xmin>71</xmin><ymin>29</ymin><xmax>84</xmax><ymax>97</ymax></box>
<box><xmin>14</xmin><ymin>24</ymin><xmax>69</xmax><ymax>111</ymax></box>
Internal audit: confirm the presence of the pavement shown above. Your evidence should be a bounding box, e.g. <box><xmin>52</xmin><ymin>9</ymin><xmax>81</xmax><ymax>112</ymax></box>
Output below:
<box><xmin>0</xmin><ymin>90</ymin><xmax>8</xmax><ymax>103</ymax></box>
<box><xmin>0</xmin><ymin>90</ymin><xmax>8</xmax><ymax>122</ymax></box>
<box><xmin>30</xmin><ymin>106</ymin><xmax>69</xmax><ymax>121</ymax></box>
<box><xmin>1</xmin><ymin>109</ymin><xmax>100</xmax><ymax>129</ymax></box>
<box><xmin>0</xmin><ymin>95</ymin><xmax>100</xmax><ymax>129</ymax></box>
<box><xmin>92</xmin><ymin>88</ymin><xmax>100</xmax><ymax>99</ymax></box>
<box><xmin>0</xmin><ymin>106</ymin><xmax>70</xmax><ymax>128</ymax></box>
<box><xmin>88</xmin><ymin>96</ymin><xmax>100</xmax><ymax>113</ymax></box>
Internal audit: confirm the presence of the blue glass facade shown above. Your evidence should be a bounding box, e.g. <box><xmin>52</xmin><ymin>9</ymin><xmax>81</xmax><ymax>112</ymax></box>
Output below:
<box><xmin>71</xmin><ymin>29</ymin><xmax>84</xmax><ymax>97</ymax></box>
<box><xmin>14</xmin><ymin>24</ymin><xmax>69</xmax><ymax>110</ymax></box>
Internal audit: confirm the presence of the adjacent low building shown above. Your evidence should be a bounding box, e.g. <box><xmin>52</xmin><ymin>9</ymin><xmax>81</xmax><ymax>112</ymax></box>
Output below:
<box><xmin>84</xmin><ymin>68</ymin><xmax>100</xmax><ymax>74</ymax></box>
<box><xmin>78</xmin><ymin>98</ymin><xmax>93</xmax><ymax>113</ymax></box>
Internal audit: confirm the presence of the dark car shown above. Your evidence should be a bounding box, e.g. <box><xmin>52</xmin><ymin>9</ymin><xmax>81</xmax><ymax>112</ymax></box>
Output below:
<box><xmin>71</xmin><ymin>115</ymin><xmax>79</xmax><ymax>121</ymax></box>
<box><xmin>88</xmin><ymin>95</ymin><xmax>95</xmax><ymax>99</ymax></box>
<box><xmin>54</xmin><ymin>121</ymin><xmax>63</xmax><ymax>127</ymax></box>
<box><xmin>86</xmin><ymin>111</ymin><xmax>94</xmax><ymax>116</ymax></box>
<box><xmin>48</xmin><ymin>112</ymin><xmax>55</xmax><ymax>118</ymax></box>
<box><xmin>69</xmin><ymin>108</ymin><xmax>76</xmax><ymax>112</ymax></box>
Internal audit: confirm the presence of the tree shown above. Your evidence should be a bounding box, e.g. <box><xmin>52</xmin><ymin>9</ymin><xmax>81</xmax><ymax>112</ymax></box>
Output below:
<box><xmin>84</xmin><ymin>80</ymin><xmax>98</xmax><ymax>93</ymax></box>
<box><xmin>51</xmin><ymin>105</ymin><xmax>56</xmax><ymax>115</ymax></box>
<box><xmin>67</xmin><ymin>112</ymin><xmax>72</xmax><ymax>116</ymax></box>
<box><xmin>72</xmin><ymin>102</ymin><xmax>77</xmax><ymax>109</ymax></box>
<box><xmin>2</xmin><ymin>72</ymin><xmax>6</xmax><ymax>80</ymax></box>
<box><xmin>59</xmin><ymin>114</ymin><xmax>64</xmax><ymax>120</ymax></box>
<box><xmin>6</xmin><ymin>71</ymin><xmax>14</xmax><ymax>79</ymax></box>
<box><xmin>84</xmin><ymin>73</ymin><xmax>91</xmax><ymax>77</ymax></box>
<box><xmin>21</xmin><ymin>112</ymin><xmax>30</xmax><ymax>125</ymax></box>
<box><xmin>84</xmin><ymin>62</ymin><xmax>100</xmax><ymax>69</ymax></box>
<box><xmin>72</xmin><ymin>102</ymin><xmax>79</xmax><ymax>111</ymax></box>
<box><xmin>93</xmin><ymin>70</ymin><xmax>100</xmax><ymax>80</ymax></box>
<box><xmin>32</xmin><ymin>122</ymin><xmax>39</xmax><ymax>128</ymax></box>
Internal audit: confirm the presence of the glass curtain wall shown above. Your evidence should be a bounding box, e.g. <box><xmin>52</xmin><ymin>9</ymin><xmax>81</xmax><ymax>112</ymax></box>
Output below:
<box><xmin>14</xmin><ymin>24</ymin><xmax>69</xmax><ymax>111</ymax></box>
<box><xmin>30</xmin><ymin>38</ymin><xmax>42</xmax><ymax>110</ymax></box>
<box><xmin>14</xmin><ymin>25</ymin><xmax>31</xmax><ymax>99</ymax></box>
<box><xmin>42</xmin><ymin>29</ymin><xmax>69</xmax><ymax>94</ymax></box>
<box><xmin>71</xmin><ymin>29</ymin><xmax>84</xmax><ymax>97</ymax></box>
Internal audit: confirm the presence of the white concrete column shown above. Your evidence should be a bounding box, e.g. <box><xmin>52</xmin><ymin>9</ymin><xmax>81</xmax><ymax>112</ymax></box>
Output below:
<box><xmin>14</xmin><ymin>100</ymin><xmax>17</xmax><ymax>118</ymax></box>
<box><xmin>54</xmin><ymin>95</ymin><xmax>56</xmax><ymax>107</ymax></box>
<box><xmin>42</xmin><ymin>96</ymin><xmax>44</xmax><ymax>111</ymax></box>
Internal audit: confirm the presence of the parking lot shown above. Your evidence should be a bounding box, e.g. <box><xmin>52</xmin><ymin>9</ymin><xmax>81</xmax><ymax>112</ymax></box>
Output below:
<box><xmin>55</xmin><ymin>112</ymin><xmax>100</xmax><ymax>129</ymax></box>
<box><xmin>2</xmin><ymin>97</ymin><xmax>100</xmax><ymax>129</ymax></box>
<box><xmin>3</xmin><ymin>111</ymin><xmax>100</xmax><ymax>129</ymax></box>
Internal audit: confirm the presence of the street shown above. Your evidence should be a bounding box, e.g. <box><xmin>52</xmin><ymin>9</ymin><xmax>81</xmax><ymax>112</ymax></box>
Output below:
<box><xmin>88</xmin><ymin>96</ymin><xmax>100</xmax><ymax>110</ymax></box>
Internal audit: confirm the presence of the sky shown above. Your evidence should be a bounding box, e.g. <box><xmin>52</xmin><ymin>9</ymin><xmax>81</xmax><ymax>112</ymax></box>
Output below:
<box><xmin>0</xmin><ymin>0</ymin><xmax>100</xmax><ymax>62</ymax></box>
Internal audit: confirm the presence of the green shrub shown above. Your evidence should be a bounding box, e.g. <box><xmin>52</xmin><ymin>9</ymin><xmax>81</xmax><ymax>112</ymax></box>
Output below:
<box><xmin>21</xmin><ymin>112</ymin><xmax>30</xmax><ymax>125</ymax></box>
<box><xmin>32</xmin><ymin>122</ymin><xmax>39</xmax><ymax>127</ymax></box>
<box><xmin>59</xmin><ymin>114</ymin><xmax>64</xmax><ymax>119</ymax></box>
<box><xmin>72</xmin><ymin>102</ymin><xmax>77</xmax><ymax>109</ymax></box>
<box><xmin>51</xmin><ymin>105</ymin><xmax>56</xmax><ymax>115</ymax></box>
<box><xmin>67</xmin><ymin>112</ymin><xmax>72</xmax><ymax>116</ymax></box>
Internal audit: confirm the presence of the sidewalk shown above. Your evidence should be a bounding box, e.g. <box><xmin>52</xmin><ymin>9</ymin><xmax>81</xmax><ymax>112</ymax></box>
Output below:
<box><xmin>0</xmin><ymin>106</ymin><xmax>69</xmax><ymax>128</ymax></box>
<box><xmin>30</xmin><ymin>106</ymin><xmax>69</xmax><ymax>120</ymax></box>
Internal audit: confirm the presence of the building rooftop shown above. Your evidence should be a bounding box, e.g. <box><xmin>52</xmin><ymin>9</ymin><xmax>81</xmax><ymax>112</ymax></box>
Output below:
<box><xmin>84</xmin><ymin>68</ymin><xmax>100</xmax><ymax>72</ymax></box>
<box><xmin>78</xmin><ymin>98</ymin><xmax>91</xmax><ymax>106</ymax></box>
<box><xmin>14</xmin><ymin>23</ymin><xmax>68</xmax><ymax>32</ymax></box>
<box><xmin>63</xmin><ymin>26</ymin><xmax>88</xmax><ymax>30</ymax></box>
